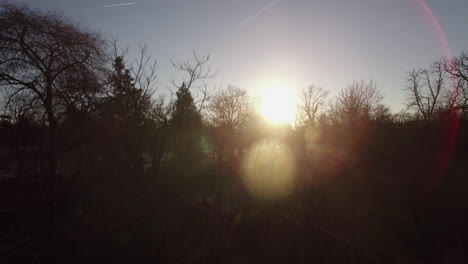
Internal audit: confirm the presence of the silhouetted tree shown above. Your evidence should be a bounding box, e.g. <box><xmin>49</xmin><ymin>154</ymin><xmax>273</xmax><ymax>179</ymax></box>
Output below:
<box><xmin>297</xmin><ymin>84</ymin><xmax>329</xmax><ymax>127</ymax></box>
<box><xmin>206</xmin><ymin>86</ymin><xmax>251</xmax><ymax>130</ymax></box>
<box><xmin>146</xmin><ymin>95</ymin><xmax>171</xmax><ymax>178</ymax></box>
<box><xmin>329</xmin><ymin>80</ymin><xmax>384</xmax><ymax>124</ymax></box>
<box><xmin>0</xmin><ymin>1</ymin><xmax>106</xmax><ymax>219</ymax></box>
<box><xmin>372</xmin><ymin>104</ymin><xmax>393</xmax><ymax>124</ymax></box>
<box><xmin>405</xmin><ymin>61</ymin><xmax>445</xmax><ymax>122</ymax></box>
<box><xmin>101</xmin><ymin>56</ymin><xmax>154</xmax><ymax>169</ymax></box>
<box><xmin>206</xmin><ymin>85</ymin><xmax>252</xmax><ymax>160</ymax></box>
<box><xmin>392</xmin><ymin>109</ymin><xmax>414</xmax><ymax>124</ymax></box>
<box><xmin>170</xmin><ymin>82</ymin><xmax>203</xmax><ymax>162</ymax></box>
<box><xmin>171</xmin><ymin>51</ymin><xmax>216</xmax><ymax>114</ymax></box>
<box><xmin>445</xmin><ymin>53</ymin><xmax>468</xmax><ymax>119</ymax></box>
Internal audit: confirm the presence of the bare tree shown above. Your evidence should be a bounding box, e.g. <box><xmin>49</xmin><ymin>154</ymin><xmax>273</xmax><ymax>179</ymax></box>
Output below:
<box><xmin>450</xmin><ymin>52</ymin><xmax>468</xmax><ymax>82</ymax></box>
<box><xmin>405</xmin><ymin>60</ymin><xmax>445</xmax><ymax>122</ymax></box>
<box><xmin>444</xmin><ymin>53</ymin><xmax>468</xmax><ymax>119</ymax></box>
<box><xmin>330</xmin><ymin>80</ymin><xmax>384</xmax><ymax>124</ymax></box>
<box><xmin>372</xmin><ymin>104</ymin><xmax>392</xmax><ymax>123</ymax></box>
<box><xmin>296</xmin><ymin>84</ymin><xmax>329</xmax><ymax>126</ymax></box>
<box><xmin>2</xmin><ymin>86</ymin><xmax>42</xmax><ymax>122</ymax></box>
<box><xmin>171</xmin><ymin>51</ymin><xmax>217</xmax><ymax>114</ymax></box>
<box><xmin>205</xmin><ymin>86</ymin><xmax>252</xmax><ymax>161</ymax></box>
<box><xmin>206</xmin><ymin>86</ymin><xmax>251</xmax><ymax>130</ymax></box>
<box><xmin>0</xmin><ymin>1</ymin><xmax>106</xmax><ymax>219</ymax></box>
<box><xmin>455</xmin><ymin>78</ymin><xmax>468</xmax><ymax>119</ymax></box>
<box><xmin>392</xmin><ymin>109</ymin><xmax>414</xmax><ymax>124</ymax></box>
<box><xmin>108</xmin><ymin>39</ymin><xmax>158</xmax><ymax>97</ymax></box>
<box><xmin>132</xmin><ymin>45</ymin><xmax>158</xmax><ymax>95</ymax></box>
<box><xmin>443</xmin><ymin>74</ymin><xmax>467</xmax><ymax>120</ymax></box>
<box><xmin>104</xmin><ymin>41</ymin><xmax>159</xmax><ymax>136</ymax></box>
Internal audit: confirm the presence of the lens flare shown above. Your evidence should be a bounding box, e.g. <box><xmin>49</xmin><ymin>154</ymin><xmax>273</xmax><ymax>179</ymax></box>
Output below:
<box><xmin>241</xmin><ymin>139</ymin><xmax>295</xmax><ymax>199</ymax></box>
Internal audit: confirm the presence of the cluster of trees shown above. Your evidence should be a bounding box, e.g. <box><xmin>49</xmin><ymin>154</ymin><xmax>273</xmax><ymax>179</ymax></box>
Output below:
<box><xmin>296</xmin><ymin>61</ymin><xmax>468</xmax><ymax>127</ymax></box>
<box><xmin>1</xmin><ymin>2</ymin><xmax>468</xmax><ymax>263</ymax></box>
<box><xmin>406</xmin><ymin>56</ymin><xmax>468</xmax><ymax>122</ymax></box>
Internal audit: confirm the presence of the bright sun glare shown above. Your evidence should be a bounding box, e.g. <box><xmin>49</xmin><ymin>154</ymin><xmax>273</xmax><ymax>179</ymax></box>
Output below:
<box><xmin>260</xmin><ymin>85</ymin><xmax>296</xmax><ymax>124</ymax></box>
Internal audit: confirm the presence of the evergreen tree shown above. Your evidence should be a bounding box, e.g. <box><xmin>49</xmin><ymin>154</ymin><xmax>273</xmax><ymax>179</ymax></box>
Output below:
<box><xmin>103</xmin><ymin>56</ymin><xmax>153</xmax><ymax>169</ymax></box>
<box><xmin>170</xmin><ymin>82</ymin><xmax>203</xmax><ymax>163</ymax></box>
<box><xmin>108</xmin><ymin>56</ymin><xmax>152</xmax><ymax>131</ymax></box>
<box><xmin>171</xmin><ymin>82</ymin><xmax>202</xmax><ymax>130</ymax></box>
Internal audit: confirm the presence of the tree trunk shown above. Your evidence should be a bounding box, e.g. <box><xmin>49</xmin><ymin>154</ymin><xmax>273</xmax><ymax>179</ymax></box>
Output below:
<box><xmin>47</xmin><ymin>119</ymin><xmax>58</xmax><ymax>225</ymax></box>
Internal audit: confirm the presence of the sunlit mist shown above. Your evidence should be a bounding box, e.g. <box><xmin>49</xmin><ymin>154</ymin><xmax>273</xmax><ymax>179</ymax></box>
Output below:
<box><xmin>259</xmin><ymin>85</ymin><xmax>296</xmax><ymax>124</ymax></box>
<box><xmin>241</xmin><ymin>139</ymin><xmax>296</xmax><ymax>199</ymax></box>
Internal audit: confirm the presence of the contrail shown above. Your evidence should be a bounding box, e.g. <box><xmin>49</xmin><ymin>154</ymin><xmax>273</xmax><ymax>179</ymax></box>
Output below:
<box><xmin>233</xmin><ymin>0</ymin><xmax>280</xmax><ymax>33</ymax></box>
<box><xmin>211</xmin><ymin>0</ymin><xmax>280</xmax><ymax>56</ymax></box>
<box><xmin>91</xmin><ymin>2</ymin><xmax>137</xmax><ymax>9</ymax></box>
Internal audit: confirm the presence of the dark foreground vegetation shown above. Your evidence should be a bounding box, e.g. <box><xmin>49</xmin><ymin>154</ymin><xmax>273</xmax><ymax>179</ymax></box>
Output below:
<box><xmin>1</xmin><ymin>2</ymin><xmax>468</xmax><ymax>263</ymax></box>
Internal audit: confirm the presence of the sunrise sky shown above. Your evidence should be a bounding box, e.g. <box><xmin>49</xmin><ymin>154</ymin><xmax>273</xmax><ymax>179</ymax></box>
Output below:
<box><xmin>14</xmin><ymin>0</ymin><xmax>468</xmax><ymax>111</ymax></box>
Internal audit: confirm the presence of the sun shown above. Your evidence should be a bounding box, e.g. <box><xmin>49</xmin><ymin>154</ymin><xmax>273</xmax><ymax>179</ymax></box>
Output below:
<box><xmin>259</xmin><ymin>85</ymin><xmax>296</xmax><ymax>124</ymax></box>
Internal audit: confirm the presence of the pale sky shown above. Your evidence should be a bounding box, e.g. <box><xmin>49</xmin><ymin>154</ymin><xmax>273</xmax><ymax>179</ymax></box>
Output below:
<box><xmin>13</xmin><ymin>0</ymin><xmax>468</xmax><ymax>111</ymax></box>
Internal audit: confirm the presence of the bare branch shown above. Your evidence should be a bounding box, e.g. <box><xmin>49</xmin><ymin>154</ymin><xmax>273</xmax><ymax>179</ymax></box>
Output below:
<box><xmin>331</xmin><ymin>80</ymin><xmax>384</xmax><ymax>124</ymax></box>
<box><xmin>131</xmin><ymin>44</ymin><xmax>158</xmax><ymax>95</ymax></box>
<box><xmin>297</xmin><ymin>84</ymin><xmax>329</xmax><ymax>126</ymax></box>
<box><xmin>171</xmin><ymin>51</ymin><xmax>218</xmax><ymax>111</ymax></box>
<box><xmin>405</xmin><ymin>59</ymin><xmax>448</xmax><ymax>122</ymax></box>
<box><xmin>205</xmin><ymin>85</ymin><xmax>252</xmax><ymax>130</ymax></box>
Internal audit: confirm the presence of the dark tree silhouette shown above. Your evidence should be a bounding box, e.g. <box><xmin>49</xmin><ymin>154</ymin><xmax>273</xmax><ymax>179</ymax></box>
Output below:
<box><xmin>445</xmin><ymin>54</ymin><xmax>468</xmax><ymax>119</ymax></box>
<box><xmin>329</xmin><ymin>80</ymin><xmax>384</xmax><ymax>124</ymax></box>
<box><xmin>405</xmin><ymin>61</ymin><xmax>445</xmax><ymax>122</ymax></box>
<box><xmin>297</xmin><ymin>84</ymin><xmax>329</xmax><ymax>127</ymax></box>
<box><xmin>171</xmin><ymin>51</ymin><xmax>216</xmax><ymax>114</ymax></box>
<box><xmin>100</xmin><ymin>56</ymin><xmax>154</xmax><ymax>169</ymax></box>
<box><xmin>170</xmin><ymin>82</ymin><xmax>203</xmax><ymax>163</ymax></box>
<box><xmin>206</xmin><ymin>86</ymin><xmax>252</xmax><ymax>160</ymax></box>
<box><xmin>206</xmin><ymin>86</ymin><xmax>251</xmax><ymax>131</ymax></box>
<box><xmin>0</xmin><ymin>1</ymin><xmax>106</xmax><ymax>220</ymax></box>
